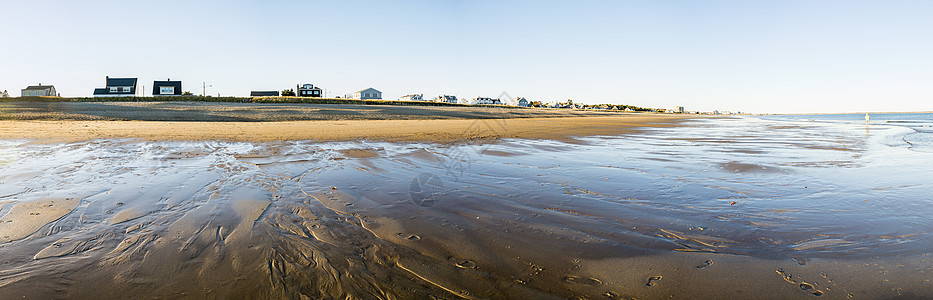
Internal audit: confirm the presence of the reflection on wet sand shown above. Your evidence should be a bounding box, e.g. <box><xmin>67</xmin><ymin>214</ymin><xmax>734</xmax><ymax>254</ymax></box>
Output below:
<box><xmin>1</xmin><ymin>117</ymin><xmax>932</xmax><ymax>298</ymax></box>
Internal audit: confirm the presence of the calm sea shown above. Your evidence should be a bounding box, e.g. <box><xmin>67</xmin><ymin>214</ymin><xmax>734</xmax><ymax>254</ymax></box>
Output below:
<box><xmin>2</xmin><ymin>115</ymin><xmax>933</xmax><ymax>297</ymax></box>
<box><xmin>762</xmin><ymin>112</ymin><xmax>933</xmax><ymax>152</ymax></box>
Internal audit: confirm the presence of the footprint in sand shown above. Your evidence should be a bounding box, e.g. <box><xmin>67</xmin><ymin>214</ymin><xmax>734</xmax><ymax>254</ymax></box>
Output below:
<box><xmin>563</xmin><ymin>276</ymin><xmax>602</xmax><ymax>286</ymax></box>
<box><xmin>454</xmin><ymin>259</ymin><xmax>476</xmax><ymax>269</ymax></box>
<box><xmin>646</xmin><ymin>275</ymin><xmax>662</xmax><ymax>286</ymax></box>
<box><xmin>793</xmin><ymin>256</ymin><xmax>808</xmax><ymax>266</ymax></box>
<box><xmin>799</xmin><ymin>282</ymin><xmax>824</xmax><ymax>296</ymax></box>
<box><xmin>696</xmin><ymin>259</ymin><xmax>713</xmax><ymax>269</ymax></box>
<box><xmin>397</xmin><ymin>233</ymin><xmax>420</xmax><ymax>241</ymax></box>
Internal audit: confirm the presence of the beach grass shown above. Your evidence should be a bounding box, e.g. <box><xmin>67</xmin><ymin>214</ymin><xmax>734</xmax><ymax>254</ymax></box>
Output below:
<box><xmin>3</xmin><ymin>96</ymin><xmax>487</xmax><ymax>107</ymax></box>
<box><xmin>0</xmin><ymin>100</ymin><xmax>636</xmax><ymax>122</ymax></box>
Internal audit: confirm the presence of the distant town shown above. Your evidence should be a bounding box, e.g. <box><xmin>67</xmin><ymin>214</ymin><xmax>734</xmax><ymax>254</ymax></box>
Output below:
<box><xmin>3</xmin><ymin>76</ymin><xmax>745</xmax><ymax>115</ymax></box>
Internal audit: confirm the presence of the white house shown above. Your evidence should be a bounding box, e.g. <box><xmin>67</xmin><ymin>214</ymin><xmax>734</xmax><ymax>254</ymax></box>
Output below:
<box><xmin>516</xmin><ymin>97</ymin><xmax>529</xmax><ymax>107</ymax></box>
<box><xmin>400</xmin><ymin>94</ymin><xmax>423</xmax><ymax>101</ymax></box>
<box><xmin>346</xmin><ymin>88</ymin><xmax>382</xmax><ymax>100</ymax></box>
<box><xmin>21</xmin><ymin>84</ymin><xmax>57</xmax><ymax>97</ymax></box>
<box><xmin>434</xmin><ymin>95</ymin><xmax>458</xmax><ymax>103</ymax></box>
<box><xmin>472</xmin><ymin>97</ymin><xmax>502</xmax><ymax>105</ymax></box>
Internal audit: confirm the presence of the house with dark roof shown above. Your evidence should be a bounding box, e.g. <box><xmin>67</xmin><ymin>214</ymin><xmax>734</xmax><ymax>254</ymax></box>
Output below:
<box><xmin>433</xmin><ymin>95</ymin><xmax>458</xmax><ymax>104</ymax></box>
<box><xmin>472</xmin><ymin>97</ymin><xmax>502</xmax><ymax>105</ymax></box>
<box><xmin>400</xmin><ymin>94</ymin><xmax>423</xmax><ymax>101</ymax></box>
<box><xmin>152</xmin><ymin>79</ymin><xmax>182</xmax><ymax>96</ymax></box>
<box><xmin>346</xmin><ymin>88</ymin><xmax>382</xmax><ymax>100</ymax></box>
<box><xmin>297</xmin><ymin>83</ymin><xmax>323</xmax><ymax>97</ymax></box>
<box><xmin>21</xmin><ymin>84</ymin><xmax>57</xmax><ymax>97</ymax></box>
<box><xmin>93</xmin><ymin>76</ymin><xmax>137</xmax><ymax>97</ymax></box>
<box><xmin>250</xmin><ymin>91</ymin><xmax>279</xmax><ymax>97</ymax></box>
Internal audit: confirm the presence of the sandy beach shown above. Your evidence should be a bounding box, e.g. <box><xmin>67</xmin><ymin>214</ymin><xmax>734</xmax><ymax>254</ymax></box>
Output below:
<box><xmin>0</xmin><ymin>116</ymin><xmax>687</xmax><ymax>143</ymax></box>
<box><xmin>0</xmin><ymin>101</ymin><xmax>691</xmax><ymax>142</ymax></box>
<box><xmin>2</xmin><ymin>104</ymin><xmax>932</xmax><ymax>299</ymax></box>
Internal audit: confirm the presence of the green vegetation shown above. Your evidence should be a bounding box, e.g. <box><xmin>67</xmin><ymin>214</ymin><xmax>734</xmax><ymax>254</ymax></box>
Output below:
<box><xmin>281</xmin><ymin>89</ymin><xmax>296</xmax><ymax>96</ymax></box>
<box><xmin>0</xmin><ymin>96</ymin><xmax>656</xmax><ymax>111</ymax></box>
<box><xmin>0</xmin><ymin>101</ymin><xmax>643</xmax><ymax>122</ymax></box>
<box><xmin>580</xmin><ymin>104</ymin><xmax>653</xmax><ymax>111</ymax></box>
<box><xmin>0</xmin><ymin>96</ymin><xmax>475</xmax><ymax>107</ymax></box>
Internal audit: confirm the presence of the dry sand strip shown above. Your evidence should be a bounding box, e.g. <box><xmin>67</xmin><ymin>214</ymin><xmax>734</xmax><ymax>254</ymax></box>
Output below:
<box><xmin>0</xmin><ymin>115</ymin><xmax>697</xmax><ymax>143</ymax></box>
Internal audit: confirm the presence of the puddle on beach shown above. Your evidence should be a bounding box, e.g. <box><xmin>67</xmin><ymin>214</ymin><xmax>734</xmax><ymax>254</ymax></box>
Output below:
<box><xmin>1</xmin><ymin>117</ymin><xmax>932</xmax><ymax>298</ymax></box>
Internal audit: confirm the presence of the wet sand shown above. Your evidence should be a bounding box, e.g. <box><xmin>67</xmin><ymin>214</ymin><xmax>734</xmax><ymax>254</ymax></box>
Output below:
<box><xmin>0</xmin><ymin>115</ymin><xmax>688</xmax><ymax>143</ymax></box>
<box><xmin>2</xmin><ymin>115</ymin><xmax>932</xmax><ymax>299</ymax></box>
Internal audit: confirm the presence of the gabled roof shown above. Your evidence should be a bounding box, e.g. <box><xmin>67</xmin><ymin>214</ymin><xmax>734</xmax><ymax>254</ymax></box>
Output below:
<box><xmin>106</xmin><ymin>77</ymin><xmax>137</xmax><ymax>87</ymax></box>
<box><xmin>152</xmin><ymin>81</ymin><xmax>182</xmax><ymax>95</ymax></box>
<box><xmin>24</xmin><ymin>85</ymin><xmax>54</xmax><ymax>90</ymax></box>
<box><xmin>356</xmin><ymin>87</ymin><xmax>380</xmax><ymax>93</ymax></box>
<box><xmin>93</xmin><ymin>88</ymin><xmax>109</xmax><ymax>95</ymax></box>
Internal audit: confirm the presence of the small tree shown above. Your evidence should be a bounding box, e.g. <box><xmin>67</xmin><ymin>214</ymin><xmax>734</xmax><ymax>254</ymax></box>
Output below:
<box><xmin>1</xmin><ymin>90</ymin><xmax>8</xmax><ymax>98</ymax></box>
<box><xmin>183</xmin><ymin>91</ymin><xmax>193</xmax><ymax>96</ymax></box>
<box><xmin>281</xmin><ymin>89</ymin><xmax>295</xmax><ymax>96</ymax></box>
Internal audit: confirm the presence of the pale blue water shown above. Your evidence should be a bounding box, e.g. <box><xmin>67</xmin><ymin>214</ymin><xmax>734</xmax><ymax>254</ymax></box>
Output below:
<box><xmin>765</xmin><ymin>112</ymin><xmax>933</xmax><ymax>124</ymax></box>
<box><xmin>763</xmin><ymin>112</ymin><xmax>933</xmax><ymax>152</ymax></box>
<box><xmin>1</xmin><ymin>116</ymin><xmax>933</xmax><ymax>297</ymax></box>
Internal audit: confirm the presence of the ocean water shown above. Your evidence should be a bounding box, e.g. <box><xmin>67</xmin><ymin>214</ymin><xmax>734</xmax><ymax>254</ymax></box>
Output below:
<box><xmin>0</xmin><ymin>116</ymin><xmax>932</xmax><ymax>298</ymax></box>
<box><xmin>763</xmin><ymin>112</ymin><xmax>933</xmax><ymax>152</ymax></box>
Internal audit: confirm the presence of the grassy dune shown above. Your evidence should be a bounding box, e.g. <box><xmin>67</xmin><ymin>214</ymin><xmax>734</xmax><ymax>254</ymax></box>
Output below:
<box><xmin>2</xmin><ymin>96</ymin><xmax>472</xmax><ymax>106</ymax></box>
<box><xmin>0</xmin><ymin>100</ymin><xmax>639</xmax><ymax>122</ymax></box>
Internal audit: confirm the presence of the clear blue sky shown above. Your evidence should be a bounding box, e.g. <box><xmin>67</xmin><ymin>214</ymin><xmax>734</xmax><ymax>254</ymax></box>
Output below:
<box><xmin>2</xmin><ymin>0</ymin><xmax>932</xmax><ymax>113</ymax></box>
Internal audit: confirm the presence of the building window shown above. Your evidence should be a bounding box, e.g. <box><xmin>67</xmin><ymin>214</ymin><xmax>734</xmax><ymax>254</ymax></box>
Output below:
<box><xmin>160</xmin><ymin>86</ymin><xmax>174</xmax><ymax>95</ymax></box>
<box><xmin>122</xmin><ymin>87</ymin><xmax>131</xmax><ymax>92</ymax></box>
<box><xmin>109</xmin><ymin>87</ymin><xmax>118</xmax><ymax>92</ymax></box>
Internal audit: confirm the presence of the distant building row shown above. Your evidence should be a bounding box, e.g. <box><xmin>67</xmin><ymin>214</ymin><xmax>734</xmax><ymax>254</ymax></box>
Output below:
<box><xmin>250</xmin><ymin>83</ymin><xmax>326</xmax><ymax>97</ymax></box>
<box><xmin>396</xmin><ymin>95</ymin><xmax>530</xmax><ymax>107</ymax></box>
<box><xmin>393</xmin><ymin>95</ymin><xmax>528</xmax><ymax>106</ymax></box>
<box><xmin>399</xmin><ymin>94</ymin><xmax>458</xmax><ymax>104</ymax></box>
<box><xmin>16</xmin><ymin>77</ymin><xmax>527</xmax><ymax>106</ymax></box>
<box><xmin>18</xmin><ymin>76</ymin><xmax>363</xmax><ymax>99</ymax></box>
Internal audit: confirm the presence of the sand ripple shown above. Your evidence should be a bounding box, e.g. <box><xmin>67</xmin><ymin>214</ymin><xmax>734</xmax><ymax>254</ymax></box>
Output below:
<box><xmin>0</xmin><ymin>116</ymin><xmax>932</xmax><ymax>298</ymax></box>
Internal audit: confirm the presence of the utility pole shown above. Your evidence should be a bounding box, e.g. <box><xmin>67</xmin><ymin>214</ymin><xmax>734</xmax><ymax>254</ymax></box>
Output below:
<box><xmin>202</xmin><ymin>82</ymin><xmax>206</xmax><ymax>96</ymax></box>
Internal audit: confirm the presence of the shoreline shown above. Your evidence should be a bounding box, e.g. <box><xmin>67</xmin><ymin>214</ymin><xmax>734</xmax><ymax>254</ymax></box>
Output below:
<box><xmin>1</xmin><ymin>115</ymin><xmax>931</xmax><ymax>299</ymax></box>
<box><xmin>0</xmin><ymin>115</ymin><xmax>699</xmax><ymax>143</ymax></box>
